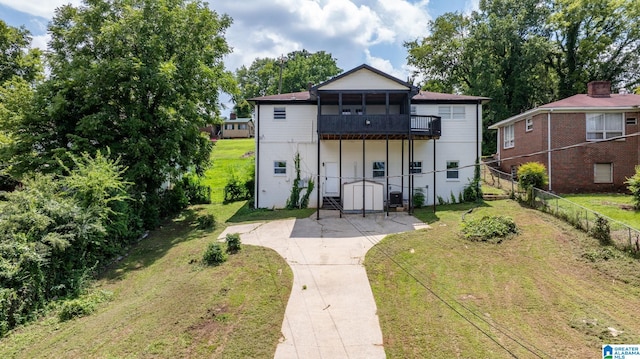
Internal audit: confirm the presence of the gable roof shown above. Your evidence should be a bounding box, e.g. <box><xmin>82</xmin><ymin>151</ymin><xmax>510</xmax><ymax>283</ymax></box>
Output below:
<box><xmin>489</xmin><ymin>93</ymin><xmax>640</xmax><ymax>129</ymax></box>
<box><xmin>412</xmin><ymin>90</ymin><xmax>489</xmax><ymax>103</ymax></box>
<box><xmin>311</xmin><ymin>64</ymin><xmax>418</xmax><ymax>93</ymax></box>
<box><xmin>224</xmin><ymin>117</ymin><xmax>253</xmax><ymax>123</ymax></box>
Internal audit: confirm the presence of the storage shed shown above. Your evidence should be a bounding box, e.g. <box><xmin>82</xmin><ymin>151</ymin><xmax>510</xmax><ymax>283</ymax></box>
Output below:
<box><xmin>343</xmin><ymin>180</ymin><xmax>384</xmax><ymax>212</ymax></box>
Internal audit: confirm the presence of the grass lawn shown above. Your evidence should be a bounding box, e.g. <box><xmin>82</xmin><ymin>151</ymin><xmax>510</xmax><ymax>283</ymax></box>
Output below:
<box><xmin>367</xmin><ymin>200</ymin><xmax>640</xmax><ymax>358</ymax></box>
<box><xmin>201</xmin><ymin>138</ymin><xmax>255</xmax><ymax>203</ymax></box>
<box><xmin>562</xmin><ymin>193</ymin><xmax>639</xmax><ymax>229</ymax></box>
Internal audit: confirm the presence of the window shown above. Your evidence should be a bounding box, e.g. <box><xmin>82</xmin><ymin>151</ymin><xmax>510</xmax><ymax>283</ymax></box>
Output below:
<box><xmin>373</xmin><ymin>161</ymin><xmax>385</xmax><ymax>178</ymax></box>
<box><xmin>355</xmin><ymin>108</ymin><xmax>363</xmax><ymax>115</ymax></box>
<box><xmin>411</xmin><ymin>105</ymin><xmax>417</xmax><ymax>115</ymax></box>
<box><xmin>274</xmin><ymin>161</ymin><xmax>286</xmax><ymax>175</ymax></box>
<box><xmin>225</xmin><ymin>123</ymin><xmax>234</xmax><ymax>130</ymax></box>
<box><xmin>525</xmin><ymin>118</ymin><xmax>533</xmax><ymax>132</ymax></box>
<box><xmin>410</xmin><ymin>161</ymin><xmax>422</xmax><ymax>174</ymax></box>
<box><xmin>274</xmin><ymin>107</ymin><xmax>286</xmax><ymax>120</ymax></box>
<box><xmin>239</xmin><ymin>124</ymin><xmax>247</xmax><ymax>130</ymax></box>
<box><xmin>446</xmin><ymin>161</ymin><xmax>459</xmax><ymax>180</ymax></box>
<box><xmin>438</xmin><ymin>105</ymin><xmax>465</xmax><ymax>120</ymax></box>
<box><xmin>503</xmin><ymin>124</ymin><xmax>514</xmax><ymax>148</ymax></box>
<box><xmin>594</xmin><ymin>163</ymin><xmax>613</xmax><ymax>183</ymax></box>
<box><xmin>627</xmin><ymin>117</ymin><xmax>637</xmax><ymax>125</ymax></box>
<box><xmin>586</xmin><ymin>113</ymin><xmax>623</xmax><ymax>140</ymax></box>
<box><xmin>342</xmin><ymin>108</ymin><xmax>351</xmax><ymax>115</ymax></box>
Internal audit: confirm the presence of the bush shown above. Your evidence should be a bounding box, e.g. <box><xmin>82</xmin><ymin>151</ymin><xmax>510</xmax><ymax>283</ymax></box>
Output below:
<box><xmin>463</xmin><ymin>178</ymin><xmax>482</xmax><ymax>202</ymax></box>
<box><xmin>413</xmin><ymin>188</ymin><xmax>425</xmax><ymax>208</ymax></box>
<box><xmin>626</xmin><ymin>165</ymin><xmax>640</xmax><ymax>210</ymax></box>
<box><xmin>203</xmin><ymin>243</ymin><xmax>227</xmax><ymax>265</ymax></box>
<box><xmin>226</xmin><ymin>233</ymin><xmax>242</xmax><ymax>254</ymax></box>
<box><xmin>57</xmin><ymin>290</ymin><xmax>113</xmax><ymax>322</ymax></box>
<box><xmin>591</xmin><ymin>215</ymin><xmax>612</xmax><ymax>246</ymax></box>
<box><xmin>224</xmin><ymin>179</ymin><xmax>248</xmax><ymax>203</ymax></box>
<box><xmin>196</xmin><ymin>214</ymin><xmax>216</xmax><ymax>230</ymax></box>
<box><xmin>517</xmin><ymin>162</ymin><xmax>548</xmax><ymax>190</ymax></box>
<box><xmin>461</xmin><ymin>215</ymin><xmax>518</xmax><ymax>242</ymax></box>
<box><xmin>178</xmin><ymin>175</ymin><xmax>211</xmax><ymax>204</ymax></box>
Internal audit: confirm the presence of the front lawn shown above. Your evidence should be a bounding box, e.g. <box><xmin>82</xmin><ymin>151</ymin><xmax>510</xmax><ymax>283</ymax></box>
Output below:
<box><xmin>367</xmin><ymin>200</ymin><xmax>640</xmax><ymax>358</ymax></box>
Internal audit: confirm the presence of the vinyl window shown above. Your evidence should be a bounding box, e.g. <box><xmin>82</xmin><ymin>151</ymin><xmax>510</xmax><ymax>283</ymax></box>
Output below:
<box><xmin>503</xmin><ymin>124</ymin><xmax>514</xmax><ymax>148</ymax></box>
<box><xmin>437</xmin><ymin>106</ymin><xmax>465</xmax><ymax>120</ymax></box>
<box><xmin>594</xmin><ymin>163</ymin><xmax>613</xmax><ymax>183</ymax></box>
<box><xmin>373</xmin><ymin>161</ymin><xmax>385</xmax><ymax>178</ymax></box>
<box><xmin>274</xmin><ymin>107</ymin><xmax>286</xmax><ymax>120</ymax></box>
<box><xmin>446</xmin><ymin>161</ymin><xmax>459</xmax><ymax>180</ymax></box>
<box><xmin>525</xmin><ymin>118</ymin><xmax>533</xmax><ymax>132</ymax></box>
<box><xmin>274</xmin><ymin>161</ymin><xmax>286</xmax><ymax>175</ymax></box>
<box><xmin>586</xmin><ymin>113</ymin><xmax>623</xmax><ymax>140</ymax></box>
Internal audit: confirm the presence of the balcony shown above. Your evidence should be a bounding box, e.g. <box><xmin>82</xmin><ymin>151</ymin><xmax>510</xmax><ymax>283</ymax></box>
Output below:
<box><xmin>318</xmin><ymin>114</ymin><xmax>441</xmax><ymax>139</ymax></box>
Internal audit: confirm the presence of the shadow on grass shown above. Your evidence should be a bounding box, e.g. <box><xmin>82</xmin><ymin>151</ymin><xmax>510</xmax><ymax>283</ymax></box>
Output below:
<box><xmin>101</xmin><ymin>208</ymin><xmax>206</xmax><ymax>282</ymax></box>
<box><xmin>226</xmin><ymin>201</ymin><xmax>315</xmax><ymax>223</ymax></box>
<box><xmin>413</xmin><ymin>201</ymin><xmax>492</xmax><ymax>224</ymax></box>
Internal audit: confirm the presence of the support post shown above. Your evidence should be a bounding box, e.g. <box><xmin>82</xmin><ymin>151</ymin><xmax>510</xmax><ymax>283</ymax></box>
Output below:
<box><xmin>386</xmin><ymin>134</ymin><xmax>389</xmax><ymax>217</ymax></box>
<box><xmin>362</xmin><ymin>134</ymin><xmax>366</xmax><ymax>217</ymax></box>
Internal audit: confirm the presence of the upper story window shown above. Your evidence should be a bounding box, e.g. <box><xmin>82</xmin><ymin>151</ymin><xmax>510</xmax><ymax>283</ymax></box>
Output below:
<box><xmin>626</xmin><ymin>117</ymin><xmax>637</xmax><ymax>125</ymax></box>
<box><xmin>438</xmin><ymin>105</ymin><xmax>466</xmax><ymax>120</ymax></box>
<box><xmin>503</xmin><ymin>124</ymin><xmax>514</xmax><ymax>148</ymax></box>
<box><xmin>411</xmin><ymin>105</ymin><xmax>417</xmax><ymax>115</ymax></box>
<box><xmin>525</xmin><ymin>118</ymin><xmax>533</xmax><ymax>132</ymax></box>
<box><xmin>342</xmin><ymin>108</ymin><xmax>351</xmax><ymax>115</ymax></box>
<box><xmin>586</xmin><ymin>113</ymin><xmax>623</xmax><ymax>140</ymax></box>
<box><xmin>373</xmin><ymin>161</ymin><xmax>385</xmax><ymax>178</ymax></box>
<box><xmin>274</xmin><ymin>107</ymin><xmax>286</xmax><ymax>120</ymax></box>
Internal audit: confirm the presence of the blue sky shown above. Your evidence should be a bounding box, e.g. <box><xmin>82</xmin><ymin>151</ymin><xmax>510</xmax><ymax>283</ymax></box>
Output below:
<box><xmin>0</xmin><ymin>0</ymin><xmax>478</xmax><ymax>79</ymax></box>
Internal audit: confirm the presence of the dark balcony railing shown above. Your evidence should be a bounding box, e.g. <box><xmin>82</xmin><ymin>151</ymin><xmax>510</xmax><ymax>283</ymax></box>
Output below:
<box><xmin>318</xmin><ymin>114</ymin><xmax>441</xmax><ymax>137</ymax></box>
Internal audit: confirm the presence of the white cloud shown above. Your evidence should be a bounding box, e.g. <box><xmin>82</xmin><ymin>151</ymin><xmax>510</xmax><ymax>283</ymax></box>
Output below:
<box><xmin>30</xmin><ymin>34</ymin><xmax>50</xmax><ymax>50</ymax></box>
<box><xmin>364</xmin><ymin>49</ymin><xmax>405</xmax><ymax>80</ymax></box>
<box><xmin>0</xmin><ymin>0</ymin><xmax>82</xmax><ymax>18</ymax></box>
<box><xmin>464</xmin><ymin>0</ymin><xmax>480</xmax><ymax>15</ymax></box>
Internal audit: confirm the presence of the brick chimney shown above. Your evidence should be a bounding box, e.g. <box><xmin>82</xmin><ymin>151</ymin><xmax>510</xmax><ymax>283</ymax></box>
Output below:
<box><xmin>587</xmin><ymin>81</ymin><xmax>611</xmax><ymax>97</ymax></box>
<box><xmin>230</xmin><ymin>112</ymin><xmax>237</xmax><ymax>119</ymax></box>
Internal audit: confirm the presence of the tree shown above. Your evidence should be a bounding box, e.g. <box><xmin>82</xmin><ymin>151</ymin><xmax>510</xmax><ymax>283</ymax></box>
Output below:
<box><xmin>4</xmin><ymin>0</ymin><xmax>234</xmax><ymax>226</ymax></box>
<box><xmin>407</xmin><ymin>0</ymin><xmax>557</xmax><ymax>155</ymax></box>
<box><xmin>549</xmin><ymin>0</ymin><xmax>640</xmax><ymax>97</ymax></box>
<box><xmin>406</xmin><ymin>0</ymin><xmax>640</xmax><ymax>154</ymax></box>
<box><xmin>234</xmin><ymin>50</ymin><xmax>341</xmax><ymax>116</ymax></box>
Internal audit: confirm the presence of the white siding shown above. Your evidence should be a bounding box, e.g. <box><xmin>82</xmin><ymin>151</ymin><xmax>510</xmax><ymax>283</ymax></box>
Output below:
<box><xmin>319</xmin><ymin>69</ymin><xmax>409</xmax><ymax>91</ymax></box>
<box><xmin>258</xmin><ymin>104</ymin><xmax>317</xmax><ymax>143</ymax></box>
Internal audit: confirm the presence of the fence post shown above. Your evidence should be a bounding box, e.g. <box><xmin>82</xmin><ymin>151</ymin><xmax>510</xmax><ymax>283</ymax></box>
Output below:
<box><xmin>585</xmin><ymin>210</ymin><xmax>589</xmax><ymax>232</ymax></box>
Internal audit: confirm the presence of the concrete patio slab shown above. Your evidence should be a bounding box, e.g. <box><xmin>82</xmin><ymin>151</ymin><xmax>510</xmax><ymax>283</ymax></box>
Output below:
<box><xmin>220</xmin><ymin>211</ymin><xmax>429</xmax><ymax>359</ymax></box>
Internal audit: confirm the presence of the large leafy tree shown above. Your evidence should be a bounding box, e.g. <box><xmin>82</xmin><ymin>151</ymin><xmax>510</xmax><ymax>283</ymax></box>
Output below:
<box><xmin>4</xmin><ymin>0</ymin><xmax>234</xmax><ymax>225</ymax></box>
<box><xmin>406</xmin><ymin>0</ymin><xmax>640</xmax><ymax>155</ymax></box>
<box><xmin>234</xmin><ymin>50</ymin><xmax>341</xmax><ymax>117</ymax></box>
<box><xmin>407</xmin><ymin>0</ymin><xmax>557</xmax><ymax>155</ymax></box>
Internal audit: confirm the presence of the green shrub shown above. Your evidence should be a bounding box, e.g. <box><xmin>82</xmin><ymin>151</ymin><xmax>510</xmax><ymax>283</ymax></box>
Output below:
<box><xmin>178</xmin><ymin>175</ymin><xmax>211</xmax><ymax>204</ymax></box>
<box><xmin>590</xmin><ymin>215</ymin><xmax>612</xmax><ymax>246</ymax></box>
<box><xmin>461</xmin><ymin>215</ymin><xmax>518</xmax><ymax>242</ymax></box>
<box><xmin>224</xmin><ymin>179</ymin><xmax>247</xmax><ymax>203</ymax></box>
<box><xmin>413</xmin><ymin>188</ymin><xmax>425</xmax><ymax>208</ymax></box>
<box><xmin>203</xmin><ymin>243</ymin><xmax>227</xmax><ymax>266</ymax></box>
<box><xmin>196</xmin><ymin>214</ymin><xmax>216</xmax><ymax>230</ymax></box>
<box><xmin>437</xmin><ymin>195</ymin><xmax>446</xmax><ymax>205</ymax></box>
<box><xmin>57</xmin><ymin>290</ymin><xmax>112</xmax><ymax>322</ymax></box>
<box><xmin>626</xmin><ymin>165</ymin><xmax>640</xmax><ymax>210</ymax></box>
<box><xmin>517</xmin><ymin>162</ymin><xmax>548</xmax><ymax>190</ymax></box>
<box><xmin>463</xmin><ymin>178</ymin><xmax>482</xmax><ymax>202</ymax></box>
<box><xmin>450</xmin><ymin>191</ymin><xmax>457</xmax><ymax>204</ymax></box>
<box><xmin>226</xmin><ymin>233</ymin><xmax>242</xmax><ymax>254</ymax></box>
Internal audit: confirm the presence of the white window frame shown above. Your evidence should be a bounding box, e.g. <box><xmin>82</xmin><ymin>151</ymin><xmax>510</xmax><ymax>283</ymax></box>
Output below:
<box><xmin>274</xmin><ymin>107</ymin><xmax>286</xmax><ymax>120</ymax></box>
<box><xmin>503</xmin><ymin>124</ymin><xmax>514</xmax><ymax>148</ymax></box>
<box><xmin>410</xmin><ymin>161</ymin><xmax>422</xmax><ymax>174</ymax></box>
<box><xmin>594</xmin><ymin>163</ymin><xmax>613</xmax><ymax>183</ymax></box>
<box><xmin>372</xmin><ymin>161</ymin><xmax>385</xmax><ymax>178</ymax></box>
<box><xmin>437</xmin><ymin>105</ymin><xmax>466</xmax><ymax>120</ymax></box>
<box><xmin>274</xmin><ymin>161</ymin><xmax>287</xmax><ymax>175</ymax></box>
<box><xmin>410</xmin><ymin>105</ymin><xmax>417</xmax><ymax>115</ymax></box>
<box><xmin>525</xmin><ymin>118</ymin><xmax>533</xmax><ymax>132</ymax></box>
<box><xmin>586</xmin><ymin>113</ymin><xmax>623</xmax><ymax>140</ymax></box>
<box><xmin>446</xmin><ymin>160</ymin><xmax>459</xmax><ymax>180</ymax></box>
<box><xmin>239</xmin><ymin>124</ymin><xmax>247</xmax><ymax>130</ymax></box>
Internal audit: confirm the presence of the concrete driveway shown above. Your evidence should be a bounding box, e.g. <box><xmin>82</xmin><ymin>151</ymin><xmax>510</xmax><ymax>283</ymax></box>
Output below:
<box><xmin>219</xmin><ymin>211</ymin><xmax>428</xmax><ymax>359</ymax></box>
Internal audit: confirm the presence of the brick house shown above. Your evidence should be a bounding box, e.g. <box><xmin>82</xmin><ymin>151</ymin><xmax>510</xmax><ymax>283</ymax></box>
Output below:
<box><xmin>488</xmin><ymin>81</ymin><xmax>640</xmax><ymax>193</ymax></box>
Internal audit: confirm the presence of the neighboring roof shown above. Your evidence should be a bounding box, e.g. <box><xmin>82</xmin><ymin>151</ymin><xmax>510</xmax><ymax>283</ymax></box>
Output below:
<box><xmin>489</xmin><ymin>93</ymin><xmax>640</xmax><ymax>129</ymax></box>
<box><xmin>224</xmin><ymin>117</ymin><xmax>253</xmax><ymax>123</ymax></box>
<box><xmin>412</xmin><ymin>90</ymin><xmax>490</xmax><ymax>103</ymax></box>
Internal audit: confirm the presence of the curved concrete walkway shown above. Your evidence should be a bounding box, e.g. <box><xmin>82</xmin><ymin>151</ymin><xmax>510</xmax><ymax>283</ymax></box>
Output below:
<box><xmin>219</xmin><ymin>211</ymin><xmax>428</xmax><ymax>359</ymax></box>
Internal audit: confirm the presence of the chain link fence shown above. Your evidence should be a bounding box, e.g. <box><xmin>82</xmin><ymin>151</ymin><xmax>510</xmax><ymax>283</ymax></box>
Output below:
<box><xmin>482</xmin><ymin>164</ymin><xmax>523</xmax><ymax>197</ymax></box>
<box><xmin>530</xmin><ymin>187</ymin><xmax>640</xmax><ymax>253</ymax></box>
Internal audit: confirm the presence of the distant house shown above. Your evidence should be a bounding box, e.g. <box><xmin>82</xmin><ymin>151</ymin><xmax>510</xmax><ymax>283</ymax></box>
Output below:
<box><xmin>250</xmin><ymin>64</ymin><xmax>488</xmax><ymax>213</ymax></box>
<box><xmin>488</xmin><ymin>81</ymin><xmax>640</xmax><ymax>193</ymax></box>
<box><xmin>222</xmin><ymin>113</ymin><xmax>254</xmax><ymax>138</ymax></box>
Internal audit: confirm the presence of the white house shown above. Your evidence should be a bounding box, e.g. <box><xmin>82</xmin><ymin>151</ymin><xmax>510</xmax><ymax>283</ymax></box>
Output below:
<box><xmin>250</xmin><ymin>64</ymin><xmax>488</xmax><ymax>217</ymax></box>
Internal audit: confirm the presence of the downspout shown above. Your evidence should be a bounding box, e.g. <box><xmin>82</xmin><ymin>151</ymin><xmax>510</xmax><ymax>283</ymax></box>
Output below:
<box><xmin>255</xmin><ymin>103</ymin><xmax>260</xmax><ymax>208</ymax></box>
<box><xmin>547</xmin><ymin>110</ymin><xmax>552</xmax><ymax>192</ymax></box>
<box><xmin>476</xmin><ymin>101</ymin><xmax>480</xmax><ymax>196</ymax></box>
<box><xmin>316</xmin><ymin>95</ymin><xmax>321</xmax><ymax>220</ymax></box>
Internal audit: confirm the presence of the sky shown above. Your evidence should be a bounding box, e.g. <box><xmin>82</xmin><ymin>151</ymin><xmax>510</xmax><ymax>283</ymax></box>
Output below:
<box><xmin>0</xmin><ymin>0</ymin><xmax>479</xmax><ymax>110</ymax></box>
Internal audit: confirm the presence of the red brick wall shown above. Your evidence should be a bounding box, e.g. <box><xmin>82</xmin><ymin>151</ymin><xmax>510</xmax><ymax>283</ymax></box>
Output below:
<box><xmin>497</xmin><ymin>111</ymin><xmax>639</xmax><ymax>193</ymax></box>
